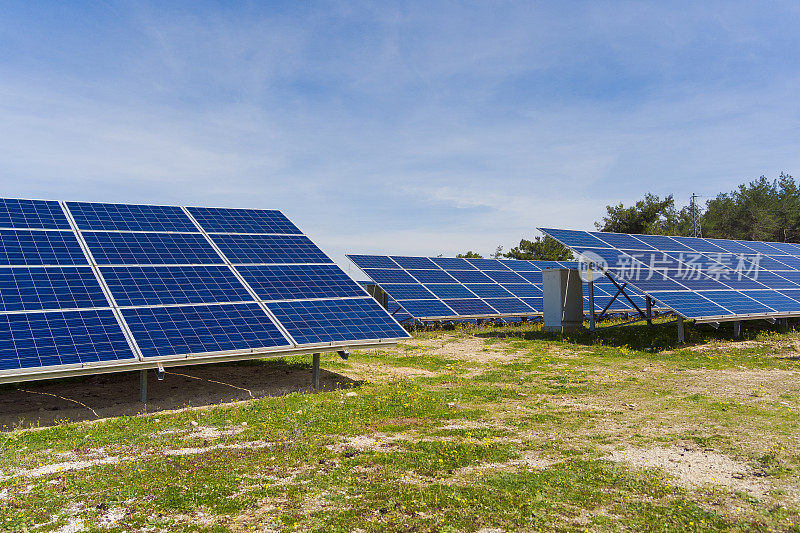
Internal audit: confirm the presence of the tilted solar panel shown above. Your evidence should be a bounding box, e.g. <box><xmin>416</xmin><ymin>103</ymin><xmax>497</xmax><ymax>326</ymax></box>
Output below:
<box><xmin>348</xmin><ymin>254</ymin><xmax>643</xmax><ymax>320</ymax></box>
<box><xmin>540</xmin><ymin>227</ymin><xmax>800</xmax><ymax>322</ymax></box>
<box><xmin>187</xmin><ymin>206</ymin><xmax>302</xmax><ymax>235</ymax></box>
<box><xmin>0</xmin><ymin>199</ymin><xmax>408</xmax><ymax>383</ymax></box>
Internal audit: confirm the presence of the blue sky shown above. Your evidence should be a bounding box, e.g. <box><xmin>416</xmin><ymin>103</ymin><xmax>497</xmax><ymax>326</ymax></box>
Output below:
<box><xmin>1</xmin><ymin>1</ymin><xmax>799</xmax><ymax>273</ymax></box>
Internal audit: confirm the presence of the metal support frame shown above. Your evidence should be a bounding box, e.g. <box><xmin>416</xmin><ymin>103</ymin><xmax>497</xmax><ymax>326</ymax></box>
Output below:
<box><xmin>603</xmin><ymin>272</ymin><xmax>647</xmax><ymax>318</ymax></box>
<box><xmin>646</xmin><ymin>296</ymin><xmax>653</xmax><ymax>328</ymax></box>
<box><xmin>312</xmin><ymin>353</ymin><xmax>321</xmax><ymax>390</ymax></box>
<box><xmin>777</xmin><ymin>317</ymin><xmax>789</xmax><ymax>332</ymax></box>
<box><xmin>140</xmin><ymin>369</ymin><xmax>147</xmax><ymax>403</ymax></box>
<box><xmin>733</xmin><ymin>321</ymin><xmax>741</xmax><ymax>339</ymax></box>
<box><xmin>677</xmin><ymin>316</ymin><xmax>685</xmax><ymax>344</ymax></box>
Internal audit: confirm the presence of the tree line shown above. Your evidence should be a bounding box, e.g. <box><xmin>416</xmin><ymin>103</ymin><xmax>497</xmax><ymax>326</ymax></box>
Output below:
<box><xmin>458</xmin><ymin>172</ymin><xmax>796</xmax><ymax>261</ymax></box>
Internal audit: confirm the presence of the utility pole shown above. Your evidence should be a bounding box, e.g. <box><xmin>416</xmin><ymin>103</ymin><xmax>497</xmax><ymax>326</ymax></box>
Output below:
<box><xmin>690</xmin><ymin>193</ymin><xmax>702</xmax><ymax>238</ymax></box>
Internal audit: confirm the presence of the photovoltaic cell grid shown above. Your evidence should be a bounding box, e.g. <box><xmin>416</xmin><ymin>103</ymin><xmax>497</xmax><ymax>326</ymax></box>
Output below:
<box><xmin>539</xmin><ymin>227</ymin><xmax>800</xmax><ymax>321</ymax></box>
<box><xmin>348</xmin><ymin>255</ymin><xmax>647</xmax><ymax>319</ymax></box>
<box><xmin>0</xmin><ymin>199</ymin><xmax>408</xmax><ymax>378</ymax></box>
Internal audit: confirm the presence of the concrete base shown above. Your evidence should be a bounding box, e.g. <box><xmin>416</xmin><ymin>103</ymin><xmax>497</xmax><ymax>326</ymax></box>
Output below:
<box><xmin>543</xmin><ymin>323</ymin><xmax>583</xmax><ymax>333</ymax></box>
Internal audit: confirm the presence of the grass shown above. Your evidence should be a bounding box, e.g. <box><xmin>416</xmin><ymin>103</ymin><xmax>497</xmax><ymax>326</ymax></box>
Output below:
<box><xmin>1</xmin><ymin>318</ymin><xmax>799</xmax><ymax>531</ymax></box>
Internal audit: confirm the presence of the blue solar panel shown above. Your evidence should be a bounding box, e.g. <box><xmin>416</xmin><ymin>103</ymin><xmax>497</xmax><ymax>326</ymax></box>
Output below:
<box><xmin>484</xmin><ymin>298</ymin><xmax>533</xmax><ymax>314</ymax></box>
<box><xmin>647</xmin><ymin>292</ymin><xmax>728</xmax><ymax>319</ymax></box>
<box><xmin>187</xmin><ymin>206</ymin><xmax>302</xmax><ymax>235</ymax></box>
<box><xmin>83</xmin><ymin>231</ymin><xmax>223</xmax><ymax>265</ymax></box>
<box><xmin>67</xmin><ymin>202</ymin><xmax>196</xmax><ymax>232</ymax></box>
<box><xmin>777</xmin><ymin>289</ymin><xmax>800</xmax><ymax>303</ymax></box>
<box><xmin>517</xmin><ymin>271</ymin><xmax>543</xmax><ymax>284</ymax></box>
<box><xmin>391</xmin><ymin>256</ymin><xmax>437</xmax><ymax>269</ymax></box>
<box><xmin>379</xmin><ymin>284</ymin><xmax>436</xmax><ymax>300</ymax></box>
<box><xmin>424</xmin><ymin>284</ymin><xmax>476</xmax><ymax>299</ymax></box>
<box><xmin>759</xmin><ymin>241</ymin><xmax>800</xmax><ymax>255</ymax></box>
<box><xmin>395</xmin><ymin>299</ymin><xmax>455</xmax><ymax>318</ymax></box>
<box><xmin>623</xmin><ymin>234</ymin><xmax>693</xmax><ymax>252</ymax></box>
<box><xmin>348</xmin><ymin>255</ymin><xmax>399</xmax><ymax>269</ymax></box>
<box><xmin>500</xmin><ymin>260</ymin><xmax>540</xmax><ymax>271</ymax></box>
<box><xmin>446</xmin><ymin>269</ymin><xmax>494</xmax><ymax>283</ymax></box>
<box><xmin>238</xmin><ymin>264</ymin><xmax>364</xmax><ymax>300</ymax></box>
<box><xmin>101</xmin><ymin>265</ymin><xmax>252</xmax><ymax>306</ymax></box>
<box><xmin>502</xmin><ymin>284</ymin><xmax>542</xmax><ymax>298</ymax></box>
<box><xmin>212</xmin><ymin>234</ymin><xmax>332</xmax><ymax>264</ymax></box>
<box><xmin>0</xmin><ymin>199</ymin><xmax>70</xmax><ymax>230</ymax></box>
<box><xmin>0</xmin><ymin>267</ymin><xmax>108</xmax><ymax>312</ymax></box>
<box><xmin>362</xmin><ymin>268</ymin><xmax>417</xmax><ymax>284</ymax></box>
<box><xmin>657</xmin><ymin>270</ymin><xmax>729</xmax><ymax>290</ymax></box>
<box><xmin>483</xmin><ymin>270</ymin><xmax>526</xmax><ymax>283</ymax></box>
<box><xmin>741</xmin><ymin>291</ymin><xmax>800</xmax><ymax>312</ymax></box>
<box><xmin>465</xmin><ymin>258</ymin><xmax>508</xmax><ymax>270</ymax></box>
<box><xmin>671</xmin><ymin>236</ymin><xmax>726</xmax><ymax>253</ymax></box>
<box><xmin>122</xmin><ymin>303</ymin><xmax>290</xmax><ymax>359</ymax></box>
<box><xmin>407</xmin><ymin>269</ymin><xmax>455</xmax><ymax>284</ymax></box>
<box><xmin>767</xmin><ymin>255</ymin><xmax>800</xmax><ymax>269</ymax></box>
<box><xmin>464</xmin><ymin>284</ymin><xmax>514</xmax><ymax>298</ymax></box>
<box><xmin>430</xmin><ymin>257</ymin><xmax>477</xmax><ymax>270</ymax></box>
<box><xmin>521</xmin><ymin>297</ymin><xmax>543</xmax><ymax>311</ymax></box>
<box><xmin>529</xmin><ymin>260</ymin><xmax>560</xmax><ymax>270</ymax></box>
<box><xmin>572</xmin><ymin>248</ymin><xmax>629</xmax><ymax>268</ymax></box>
<box><xmin>442</xmin><ymin>299</ymin><xmax>496</xmax><ymax>315</ymax></box>
<box><xmin>776</xmin><ymin>271</ymin><xmax>800</xmax><ymax>285</ymax></box>
<box><xmin>266</xmin><ymin>297</ymin><xmax>409</xmax><ymax>344</ymax></box>
<box><xmin>607</xmin><ymin>271</ymin><xmax>686</xmax><ymax>291</ymax></box>
<box><xmin>733</xmin><ymin>240</ymin><xmax>784</xmax><ymax>255</ymax></box>
<box><xmin>735</xmin><ymin>271</ymin><xmax>798</xmax><ymax>289</ymax></box>
<box><xmin>591</xmin><ymin>232</ymin><xmax>655</xmax><ymax>250</ymax></box>
<box><xmin>0</xmin><ymin>230</ymin><xmax>88</xmax><ymax>266</ymax></box>
<box><xmin>0</xmin><ymin>310</ymin><xmax>134</xmax><ymax>370</ymax></box>
<box><xmin>697</xmin><ymin>291</ymin><xmax>774</xmax><ymax>314</ymax></box>
<box><xmin>538</xmin><ymin>228</ymin><xmax>609</xmax><ymax>248</ymax></box>
<box><xmin>711</xmin><ymin>240</ymin><xmax>761</xmax><ymax>254</ymax></box>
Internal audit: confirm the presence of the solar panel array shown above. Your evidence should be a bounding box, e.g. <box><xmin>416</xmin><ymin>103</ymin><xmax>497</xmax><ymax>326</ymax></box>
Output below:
<box><xmin>348</xmin><ymin>255</ymin><xmax>649</xmax><ymax>320</ymax></box>
<box><xmin>540</xmin><ymin>228</ymin><xmax>800</xmax><ymax>322</ymax></box>
<box><xmin>0</xmin><ymin>198</ymin><xmax>408</xmax><ymax>380</ymax></box>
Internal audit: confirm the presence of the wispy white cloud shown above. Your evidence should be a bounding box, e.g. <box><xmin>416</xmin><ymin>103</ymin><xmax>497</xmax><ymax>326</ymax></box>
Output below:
<box><xmin>0</xmin><ymin>1</ymin><xmax>798</xmax><ymax>269</ymax></box>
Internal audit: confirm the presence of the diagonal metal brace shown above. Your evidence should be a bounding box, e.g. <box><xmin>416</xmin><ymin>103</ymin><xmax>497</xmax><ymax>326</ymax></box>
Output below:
<box><xmin>597</xmin><ymin>281</ymin><xmax>628</xmax><ymax>321</ymax></box>
<box><xmin>603</xmin><ymin>272</ymin><xmax>647</xmax><ymax>318</ymax></box>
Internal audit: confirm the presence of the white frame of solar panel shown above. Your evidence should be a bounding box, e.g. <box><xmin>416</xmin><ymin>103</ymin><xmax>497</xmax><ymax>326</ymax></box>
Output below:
<box><xmin>0</xmin><ymin>199</ymin><xmax>408</xmax><ymax>384</ymax></box>
<box><xmin>540</xmin><ymin>227</ymin><xmax>800</xmax><ymax>323</ymax></box>
<box><xmin>348</xmin><ymin>255</ymin><xmax>647</xmax><ymax>320</ymax></box>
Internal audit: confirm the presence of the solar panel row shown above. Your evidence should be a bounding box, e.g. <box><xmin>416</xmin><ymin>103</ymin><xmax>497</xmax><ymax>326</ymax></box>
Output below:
<box><xmin>0</xmin><ymin>199</ymin><xmax>408</xmax><ymax>379</ymax></box>
<box><xmin>539</xmin><ymin>228</ymin><xmax>800</xmax><ymax>321</ymax></box>
<box><xmin>348</xmin><ymin>255</ymin><xmax>648</xmax><ymax>320</ymax></box>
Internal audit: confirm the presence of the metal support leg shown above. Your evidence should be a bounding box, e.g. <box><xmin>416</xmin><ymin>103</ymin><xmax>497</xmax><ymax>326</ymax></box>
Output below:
<box><xmin>677</xmin><ymin>316</ymin><xmax>685</xmax><ymax>344</ymax></box>
<box><xmin>646</xmin><ymin>297</ymin><xmax>653</xmax><ymax>328</ymax></box>
<box><xmin>312</xmin><ymin>353</ymin><xmax>321</xmax><ymax>390</ymax></box>
<box><xmin>733</xmin><ymin>320</ymin><xmax>741</xmax><ymax>339</ymax></box>
<box><xmin>778</xmin><ymin>317</ymin><xmax>788</xmax><ymax>332</ymax></box>
<box><xmin>140</xmin><ymin>369</ymin><xmax>147</xmax><ymax>403</ymax></box>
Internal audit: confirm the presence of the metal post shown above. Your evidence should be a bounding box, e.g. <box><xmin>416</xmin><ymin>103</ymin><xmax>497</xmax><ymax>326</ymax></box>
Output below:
<box><xmin>778</xmin><ymin>317</ymin><xmax>788</xmax><ymax>332</ymax></box>
<box><xmin>312</xmin><ymin>353</ymin><xmax>321</xmax><ymax>390</ymax></box>
<box><xmin>140</xmin><ymin>369</ymin><xmax>147</xmax><ymax>403</ymax></box>
<box><xmin>646</xmin><ymin>296</ymin><xmax>653</xmax><ymax>327</ymax></box>
<box><xmin>733</xmin><ymin>320</ymin><xmax>741</xmax><ymax>339</ymax></box>
<box><xmin>677</xmin><ymin>316</ymin><xmax>685</xmax><ymax>344</ymax></box>
<box><xmin>588</xmin><ymin>264</ymin><xmax>596</xmax><ymax>331</ymax></box>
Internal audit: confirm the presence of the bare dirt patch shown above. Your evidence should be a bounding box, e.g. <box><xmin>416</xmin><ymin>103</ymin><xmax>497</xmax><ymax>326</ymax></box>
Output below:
<box><xmin>608</xmin><ymin>445</ymin><xmax>771</xmax><ymax>499</ymax></box>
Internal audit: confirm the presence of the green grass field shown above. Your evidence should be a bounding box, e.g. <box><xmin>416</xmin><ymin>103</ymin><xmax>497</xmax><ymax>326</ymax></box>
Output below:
<box><xmin>1</xmin><ymin>318</ymin><xmax>799</xmax><ymax>532</ymax></box>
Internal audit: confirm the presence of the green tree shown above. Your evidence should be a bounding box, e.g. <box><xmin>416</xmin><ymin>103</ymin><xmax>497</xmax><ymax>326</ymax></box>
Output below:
<box><xmin>596</xmin><ymin>193</ymin><xmax>677</xmax><ymax>234</ymax></box>
<box><xmin>456</xmin><ymin>251</ymin><xmax>483</xmax><ymax>258</ymax></box>
<box><xmin>503</xmin><ymin>236</ymin><xmax>573</xmax><ymax>261</ymax></box>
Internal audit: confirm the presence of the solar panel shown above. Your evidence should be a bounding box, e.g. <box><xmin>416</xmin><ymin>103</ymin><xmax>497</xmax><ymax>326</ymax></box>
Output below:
<box><xmin>122</xmin><ymin>303</ymin><xmax>291</xmax><ymax>359</ymax></box>
<box><xmin>187</xmin><ymin>206</ymin><xmax>302</xmax><ymax>235</ymax></box>
<box><xmin>266</xmin><ymin>297</ymin><xmax>409</xmax><ymax>344</ymax></box>
<box><xmin>0</xmin><ymin>310</ymin><xmax>135</xmax><ymax>371</ymax></box>
<box><xmin>238</xmin><ymin>264</ymin><xmax>365</xmax><ymax>300</ymax></box>
<box><xmin>101</xmin><ymin>265</ymin><xmax>252</xmax><ymax>306</ymax></box>
<box><xmin>541</xmin><ymin>227</ymin><xmax>800</xmax><ymax>321</ymax></box>
<box><xmin>0</xmin><ymin>199</ymin><xmax>408</xmax><ymax>382</ymax></box>
<box><xmin>0</xmin><ymin>230</ymin><xmax>87</xmax><ymax>265</ymax></box>
<box><xmin>84</xmin><ymin>232</ymin><xmax>223</xmax><ymax>265</ymax></box>
<box><xmin>0</xmin><ymin>199</ymin><xmax>70</xmax><ymax>230</ymax></box>
<box><xmin>210</xmin><ymin>234</ymin><xmax>332</xmax><ymax>264</ymax></box>
<box><xmin>0</xmin><ymin>267</ymin><xmax>108</xmax><ymax>311</ymax></box>
<box><xmin>67</xmin><ymin>202</ymin><xmax>196</xmax><ymax>232</ymax></box>
<box><xmin>348</xmin><ymin>254</ymin><xmax>644</xmax><ymax>320</ymax></box>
